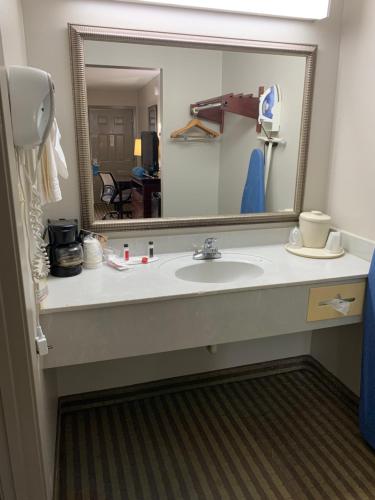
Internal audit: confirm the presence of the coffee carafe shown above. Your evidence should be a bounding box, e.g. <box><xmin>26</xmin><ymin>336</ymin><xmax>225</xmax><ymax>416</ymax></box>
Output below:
<box><xmin>48</xmin><ymin>219</ymin><xmax>83</xmax><ymax>277</ymax></box>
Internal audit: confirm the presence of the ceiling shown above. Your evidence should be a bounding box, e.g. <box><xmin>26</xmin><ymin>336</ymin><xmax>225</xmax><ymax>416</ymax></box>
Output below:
<box><xmin>85</xmin><ymin>66</ymin><xmax>160</xmax><ymax>91</ymax></box>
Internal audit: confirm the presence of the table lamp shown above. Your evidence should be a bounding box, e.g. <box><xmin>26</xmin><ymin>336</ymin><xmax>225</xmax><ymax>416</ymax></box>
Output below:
<box><xmin>134</xmin><ymin>138</ymin><xmax>142</xmax><ymax>157</ymax></box>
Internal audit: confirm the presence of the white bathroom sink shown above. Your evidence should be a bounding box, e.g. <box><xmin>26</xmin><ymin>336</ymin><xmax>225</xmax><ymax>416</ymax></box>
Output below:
<box><xmin>175</xmin><ymin>260</ymin><xmax>264</xmax><ymax>283</ymax></box>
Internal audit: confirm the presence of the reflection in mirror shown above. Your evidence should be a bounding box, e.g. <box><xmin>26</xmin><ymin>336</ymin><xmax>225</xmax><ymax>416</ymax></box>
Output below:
<box><xmin>86</xmin><ymin>65</ymin><xmax>161</xmax><ymax>220</ymax></box>
<box><xmin>70</xmin><ymin>25</ymin><xmax>316</xmax><ymax>231</ymax></box>
<box><xmin>84</xmin><ymin>40</ymin><xmax>306</xmax><ymax>223</ymax></box>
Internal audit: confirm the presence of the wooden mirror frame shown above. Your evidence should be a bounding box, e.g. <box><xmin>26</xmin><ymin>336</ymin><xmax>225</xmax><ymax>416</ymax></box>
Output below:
<box><xmin>69</xmin><ymin>23</ymin><xmax>317</xmax><ymax>232</ymax></box>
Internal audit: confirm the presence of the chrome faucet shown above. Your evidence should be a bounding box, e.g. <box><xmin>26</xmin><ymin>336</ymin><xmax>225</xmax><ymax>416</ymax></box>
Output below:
<box><xmin>193</xmin><ymin>238</ymin><xmax>222</xmax><ymax>260</ymax></box>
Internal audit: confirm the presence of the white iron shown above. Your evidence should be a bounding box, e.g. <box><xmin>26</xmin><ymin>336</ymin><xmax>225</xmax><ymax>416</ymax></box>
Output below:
<box><xmin>258</xmin><ymin>84</ymin><xmax>281</xmax><ymax>133</ymax></box>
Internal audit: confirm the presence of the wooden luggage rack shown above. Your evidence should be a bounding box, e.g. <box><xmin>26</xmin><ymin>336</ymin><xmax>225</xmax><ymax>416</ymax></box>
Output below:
<box><xmin>190</xmin><ymin>87</ymin><xmax>264</xmax><ymax>133</ymax></box>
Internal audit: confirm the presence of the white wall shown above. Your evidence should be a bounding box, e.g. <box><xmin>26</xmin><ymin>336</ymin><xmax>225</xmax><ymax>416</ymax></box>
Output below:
<box><xmin>87</xmin><ymin>88</ymin><xmax>138</xmax><ymax>108</ymax></box>
<box><xmin>85</xmin><ymin>40</ymin><xmax>222</xmax><ymax>217</ymax></box>
<box><xmin>20</xmin><ymin>0</ymin><xmax>344</xmax><ymax>222</ymax></box>
<box><xmin>219</xmin><ymin>52</ymin><xmax>305</xmax><ymax>214</ymax></box>
<box><xmin>0</xmin><ymin>0</ymin><xmax>26</xmax><ymax>66</ymax></box>
<box><xmin>138</xmin><ymin>74</ymin><xmax>160</xmax><ymax>134</ymax></box>
<box><xmin>326</xmin><ymin>0</ymin><xmax>375</xmax><ymax>241</ymax></box>
<box><xmin>312</xmin><ymin>0</ymin><xmax>375</xmax><ymax>397</ymax></box>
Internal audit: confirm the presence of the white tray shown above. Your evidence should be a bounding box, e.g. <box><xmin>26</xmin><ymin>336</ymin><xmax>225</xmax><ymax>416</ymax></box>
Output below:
<box><xmin>285</xmin><ymin>244</ymin><xmax>345</xmax><ymax>259</ymax></box>
<box><xmin>125</xmin><ymin>256</ymin><xmax>159</xmax><ymax>265</ymax></box>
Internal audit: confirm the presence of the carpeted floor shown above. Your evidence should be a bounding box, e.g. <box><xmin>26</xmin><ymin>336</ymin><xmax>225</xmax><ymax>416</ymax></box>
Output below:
<box><xmin>56</xmin><ymin>356</ymin><xmax>375</xmax><ymax>500</ymax></box>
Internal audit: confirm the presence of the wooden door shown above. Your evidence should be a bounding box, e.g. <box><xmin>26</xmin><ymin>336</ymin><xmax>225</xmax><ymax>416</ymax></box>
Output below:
<box><xmin>89</xmin><ymin>107</ymin><xmax>136</xmax><ymax>203</ymax></box>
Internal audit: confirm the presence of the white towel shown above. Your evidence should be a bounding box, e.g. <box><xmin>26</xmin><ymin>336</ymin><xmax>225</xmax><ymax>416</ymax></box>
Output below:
<box><xmin>38</xmin><ymin>119</ymin><xmax>68</xmax><ymax>205</ymax></box>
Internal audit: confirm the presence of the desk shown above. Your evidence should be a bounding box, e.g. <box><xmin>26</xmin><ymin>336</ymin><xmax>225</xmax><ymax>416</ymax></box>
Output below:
<box><xmin>131</xmin><ymin>175</ymin><xmax>161</xmax><ymax>218</ymax></box>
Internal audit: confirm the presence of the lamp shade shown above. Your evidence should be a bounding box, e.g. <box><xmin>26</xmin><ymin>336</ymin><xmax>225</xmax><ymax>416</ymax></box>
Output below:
<box><xmin>134</xmin><ymin>138</ymin><xmax>142</xmax><ymax>157</ymax></box>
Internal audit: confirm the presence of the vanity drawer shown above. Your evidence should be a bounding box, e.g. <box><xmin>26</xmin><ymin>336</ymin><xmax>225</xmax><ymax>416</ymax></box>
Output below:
<box><xmin>307</xmin><ymin>282</ymin><xmax>366</xmax><ymax>322</ymax></box>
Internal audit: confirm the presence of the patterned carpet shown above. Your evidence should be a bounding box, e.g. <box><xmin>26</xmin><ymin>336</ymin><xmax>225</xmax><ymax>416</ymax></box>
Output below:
<box><xmin>56</xmin><ymin>356</ymin><xmax>375</xmax><ymax>500</ymax></box>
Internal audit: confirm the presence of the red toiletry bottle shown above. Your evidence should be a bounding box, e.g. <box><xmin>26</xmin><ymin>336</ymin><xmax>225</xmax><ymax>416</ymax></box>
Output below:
<box><xmin>123</xmin><ymin>244</ymin><xmax>129</xmax><ymax>261</ymax></box>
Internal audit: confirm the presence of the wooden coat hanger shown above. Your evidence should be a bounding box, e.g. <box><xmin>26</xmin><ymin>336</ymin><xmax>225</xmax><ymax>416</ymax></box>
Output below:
<box><xmin>170</xmin><ymin>118</ymin><xmax>220</xmax><ymax>139</ymax></box>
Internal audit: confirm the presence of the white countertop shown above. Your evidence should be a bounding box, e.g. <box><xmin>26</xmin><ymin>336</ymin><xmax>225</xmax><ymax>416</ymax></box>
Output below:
<box><xmin>41</xmin><ymin>244</ymin><xmax>370</xmax><ymax>314</ymax></box>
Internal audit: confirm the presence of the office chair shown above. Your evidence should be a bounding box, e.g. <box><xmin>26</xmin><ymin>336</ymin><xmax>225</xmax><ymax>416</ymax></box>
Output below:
<box><xmin>98</xmin><ymin>172</ymin><xmax>132</xmax><ymax>219</ymax></box>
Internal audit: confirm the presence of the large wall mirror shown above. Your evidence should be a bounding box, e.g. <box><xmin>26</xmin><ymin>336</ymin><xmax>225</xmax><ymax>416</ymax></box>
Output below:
<box><xmin>69</xmin><ymin>25</ymin><xmax>316</xmax><ymax>232</ymax></box>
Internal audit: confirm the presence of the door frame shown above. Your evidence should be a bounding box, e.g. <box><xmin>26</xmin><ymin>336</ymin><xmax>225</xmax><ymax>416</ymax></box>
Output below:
<box><xmin>0</xmin><ymin>398</ymin><xmax>16</xmax><ymax>500</ymax></box>
<box><xmin>0</xmin><ymin>67</ymin><xmax>50</xmax><ymax>499</ymax></box>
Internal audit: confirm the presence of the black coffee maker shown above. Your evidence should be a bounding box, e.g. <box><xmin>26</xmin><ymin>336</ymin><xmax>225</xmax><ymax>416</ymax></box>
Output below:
<box><xmin>48</xmin><ymin>219</ymin><xmax>83</xmax><ymax>277</ymax></box>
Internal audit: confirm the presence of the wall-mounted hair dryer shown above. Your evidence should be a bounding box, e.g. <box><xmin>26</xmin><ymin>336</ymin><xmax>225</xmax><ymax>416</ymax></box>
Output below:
<box><xmin>6</xmin><ymin>65</ymin><xmax>56</xmax><ymax>355</ymax></box>
<box><xmin>7</xmin><ymin>65</ymin><xmax>55</xmax><ymax>148</ymax></box>
<box><xmin>6</xmin><ymin>65</ymin><xmax>56</xmax><ymax>287</ymax></box>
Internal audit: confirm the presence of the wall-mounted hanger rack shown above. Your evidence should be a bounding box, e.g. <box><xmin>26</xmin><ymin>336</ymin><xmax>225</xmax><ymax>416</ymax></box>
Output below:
<box><xmin>190</xmin><ymin>88</ymin><xmax>264</xmax><ymax>133</ymax></box>
<box><xmin>169</xmin><ymin>135</ymin><xmax>222</xmax><ymax>143</ymax></box>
